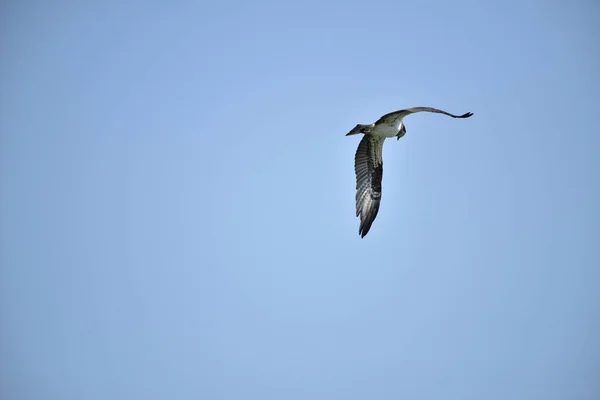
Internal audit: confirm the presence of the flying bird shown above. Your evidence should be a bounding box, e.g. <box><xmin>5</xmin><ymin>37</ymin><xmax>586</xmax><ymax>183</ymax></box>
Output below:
<box><xmin>346</xmin><ymin>106</ymin><xmax>473</xmax><ymax>238</ymax></box>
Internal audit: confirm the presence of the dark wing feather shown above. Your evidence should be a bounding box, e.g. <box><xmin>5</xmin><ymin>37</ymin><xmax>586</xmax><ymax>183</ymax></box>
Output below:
<box><xmin>354</xmin><ymin>135</ymin><xmax>385</xmax><ymax>238</ymax></box>
<box><xmin>375</xmin><ymin>106</ymin><xmax>473</xmax><ymax>127</ymax></box>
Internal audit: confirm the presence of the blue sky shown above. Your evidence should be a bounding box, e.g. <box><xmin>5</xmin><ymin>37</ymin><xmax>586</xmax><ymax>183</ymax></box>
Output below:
<box><xmin>1</xmin><ymin>1</ymin><xmax>599</xmax><ymax>399</ymax></box>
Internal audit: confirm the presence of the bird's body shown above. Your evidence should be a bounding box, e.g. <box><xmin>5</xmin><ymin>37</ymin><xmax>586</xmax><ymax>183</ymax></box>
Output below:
<box><xmin>367</xmin><ymin>122</ymin><xmax>400</xmax><ymax>138</ymax></box>
<box><xmin>347</xmin><ymin>106</ymin><xmax>473</xmax><ymax>238</ymax></box>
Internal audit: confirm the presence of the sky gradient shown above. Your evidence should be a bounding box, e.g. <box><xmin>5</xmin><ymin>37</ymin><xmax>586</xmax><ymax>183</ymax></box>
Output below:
<box><xmin>1</xmin><ymin>1</ymin><xmax>599</xmax><ymax>399</ymax></box>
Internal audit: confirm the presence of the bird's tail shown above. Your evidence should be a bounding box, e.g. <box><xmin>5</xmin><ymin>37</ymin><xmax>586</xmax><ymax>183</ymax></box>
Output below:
<box><xmin>345</xmin><ymin>124</ymin><xmax>372</xmax><ymax>136</ymax></box>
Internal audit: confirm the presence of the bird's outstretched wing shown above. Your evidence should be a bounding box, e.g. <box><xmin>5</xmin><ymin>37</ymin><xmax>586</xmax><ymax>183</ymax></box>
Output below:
<box><xmin>375</xmin><ymin>107</ymin><xmax>473</xmax><ymax>128</ymax></box>
<box><xmin>354</xmin><ymin>135</ymin><xmax>385</xmax><ymax>238</ymax></box>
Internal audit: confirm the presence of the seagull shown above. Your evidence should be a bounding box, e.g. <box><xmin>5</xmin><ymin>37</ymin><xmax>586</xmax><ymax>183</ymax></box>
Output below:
<box><xmin>346</xmin><ymin>107</ymin><xmax>473</xmax><ymax>238</ymax></box>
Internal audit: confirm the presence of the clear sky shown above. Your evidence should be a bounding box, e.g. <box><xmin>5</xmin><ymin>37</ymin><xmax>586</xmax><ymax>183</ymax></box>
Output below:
<box><xmin>1</xmin><ymin>1</ymin><xmax>599</xmax><ymax>399</ymax></box>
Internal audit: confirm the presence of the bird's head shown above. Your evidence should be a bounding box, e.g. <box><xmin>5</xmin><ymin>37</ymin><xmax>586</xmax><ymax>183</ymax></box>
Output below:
<box><xmin>396</xmin><ymin>123</ymin><xmax>406</xmax><ymax>140</ymax></box>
